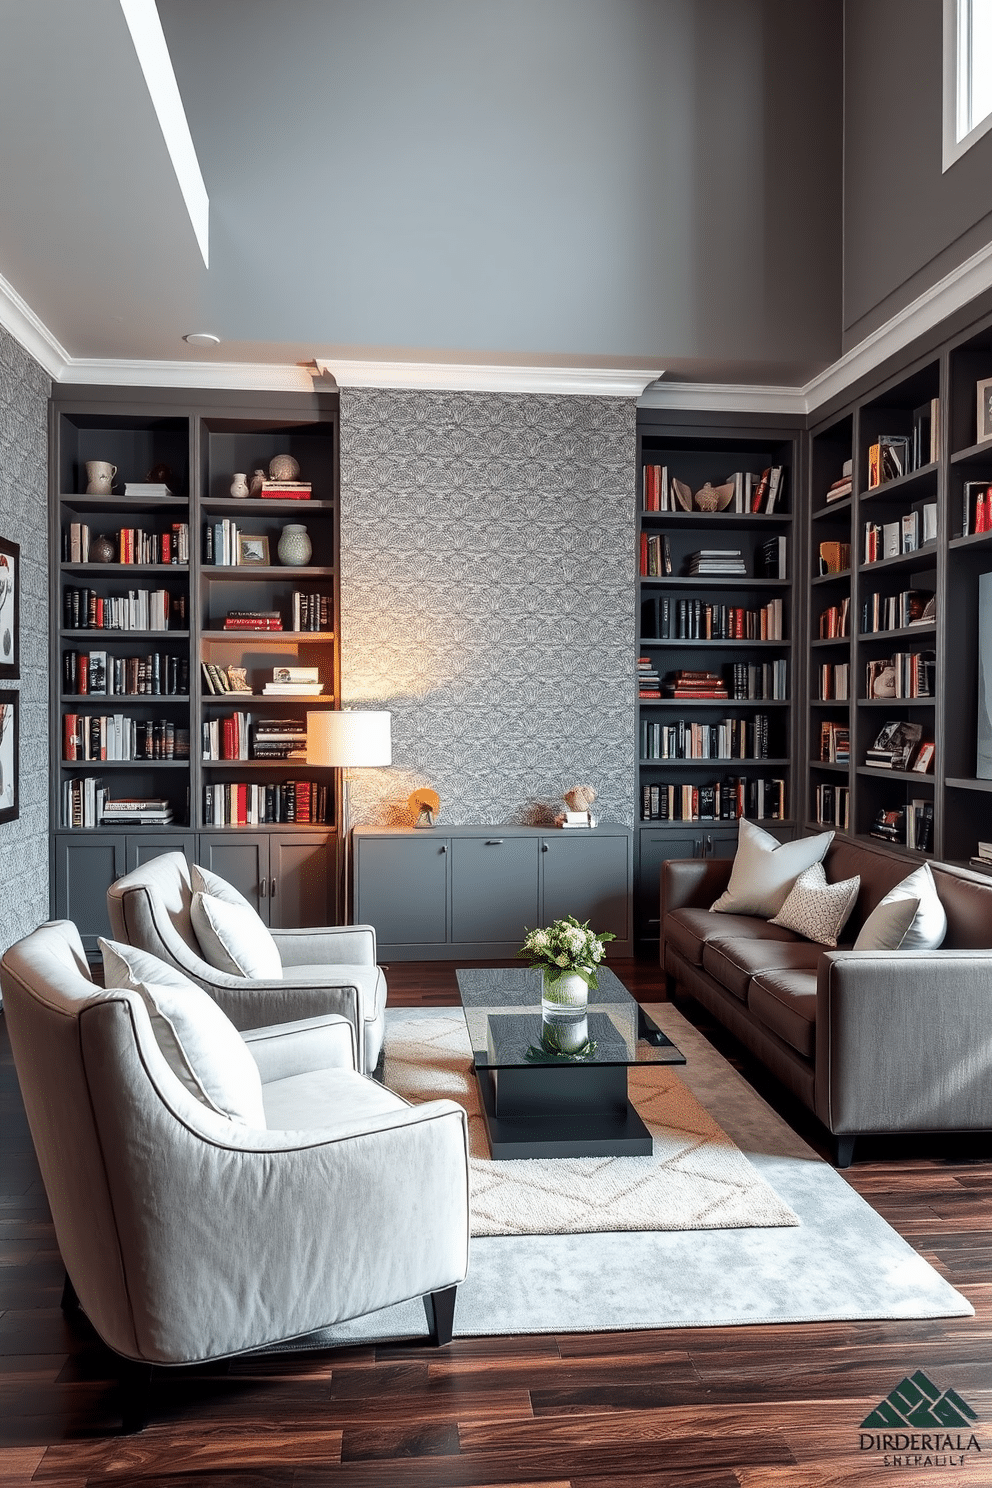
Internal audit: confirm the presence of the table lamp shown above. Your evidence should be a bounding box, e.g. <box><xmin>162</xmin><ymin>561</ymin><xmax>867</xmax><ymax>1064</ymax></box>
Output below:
<box><xmin>307</xmin><ymin>709</ymin><xmax>392</xmax><ymax>921</ymax></box>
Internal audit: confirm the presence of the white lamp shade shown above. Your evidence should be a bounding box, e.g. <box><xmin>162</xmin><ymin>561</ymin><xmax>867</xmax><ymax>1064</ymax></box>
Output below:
<box><xmin>307</xmin><ymin>710</ymin><xmax>392</xmax><ymax>767</ymax></box>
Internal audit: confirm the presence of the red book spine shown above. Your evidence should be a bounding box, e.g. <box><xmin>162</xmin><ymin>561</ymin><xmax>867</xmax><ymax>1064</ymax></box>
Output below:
<box><xmin>640</xmin><ymin>532</ymin><xmax>648</xmax><ymax>576</ymax></box>
<box><xmin>77</xmin><ymin>655</ymin><xmax>89</xmax><ymax>695</ymax></box>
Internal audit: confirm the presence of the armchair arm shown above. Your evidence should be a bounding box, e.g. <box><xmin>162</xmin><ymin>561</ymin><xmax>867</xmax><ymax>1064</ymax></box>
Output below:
<box><xmin>190</xmin><ymin>975</ymin><xmax>364</xmax><ymax>1036</ymax></box>
<box><xmin>661</xmin><ymin>857</ymin><xmax>733</xmax><ymax>918</ymax></box>
<box><xmin>273</xmin><ymin>924</ymin><xmax>377</xmax><ymax>969</ymax></box>
<box><xmin>814</xmin><ymin>949</ymin><xmax>992</xmax><ymax>1136</ymax></box>
<box><xmin>242</xmin><ymin>1013</ymin><xmax>357</xmax><ymax>1081</ymax></box>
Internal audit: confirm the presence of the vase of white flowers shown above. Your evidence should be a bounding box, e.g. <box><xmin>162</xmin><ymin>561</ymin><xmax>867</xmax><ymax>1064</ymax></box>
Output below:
<box><xmin>518</xmin><ymin>915</ymin><xmax>615</xmax><ymax>1023</ymax></box>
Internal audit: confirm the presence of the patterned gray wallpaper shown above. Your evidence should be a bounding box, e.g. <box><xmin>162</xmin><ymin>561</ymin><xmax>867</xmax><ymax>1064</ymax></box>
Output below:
<box><xmin>339</xmin><ymin>389</ymin><xmax>637</xmax><ymax>829</ymax></box>
<box><xmin>0</xmin><ymin>324</ymin><xmax>50</xmax><ymax>957</ymax></box>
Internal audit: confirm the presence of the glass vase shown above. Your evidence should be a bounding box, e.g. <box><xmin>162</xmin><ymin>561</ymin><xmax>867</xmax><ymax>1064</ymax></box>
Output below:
<box><xmin>541</xmin><ymin>968</ymin><xmax>589</xmax><ymax>1021</ymax></box>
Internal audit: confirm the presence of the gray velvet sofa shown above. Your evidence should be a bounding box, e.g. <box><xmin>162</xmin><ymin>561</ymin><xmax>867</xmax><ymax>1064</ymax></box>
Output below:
<box><xmin>661</xmin><ymin>836</ymin><xmax>992</xmax><ymax>1164</ymax></box>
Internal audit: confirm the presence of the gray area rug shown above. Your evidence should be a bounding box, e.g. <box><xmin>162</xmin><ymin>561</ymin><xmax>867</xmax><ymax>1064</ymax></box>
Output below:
<box><xmin>384</xmin><ymin>1011</ymin><xmax>798</xmax><ymax>1235</ymax></box>
<box><xmin>307</xmin><ymin>1002</ymin><xmax>974</xmax><ymax>1340</ymax></box>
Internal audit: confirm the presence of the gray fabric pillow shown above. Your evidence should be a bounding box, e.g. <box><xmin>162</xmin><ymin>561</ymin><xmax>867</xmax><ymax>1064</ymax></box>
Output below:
<box><xmin>769</xmin><ymin>862</ymin><xmax>860</xmax><ymax>947</ymax></box>
<box><xmin>190</xmin><ymin>891</ymin><xmax>283</xmax><ymax>979</ymax></box>
<box><xmin>711</xmin><ymin>819</ymin><xmax>835</xmax><ymax>918</ymax></box>
<box><xmin>101</xmin><ymin>936</ymin><xmax>198</xmax><ymax>993</ymax></box>
<box><xmin>854</xmin><ymin>863</ymin><xmax>946</xmax><ymax>950</ymax></box>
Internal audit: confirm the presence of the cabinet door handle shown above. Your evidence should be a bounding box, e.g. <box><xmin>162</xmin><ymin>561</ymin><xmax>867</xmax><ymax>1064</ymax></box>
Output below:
<box><xmin>542</xmin><ymin>843</ymin><xmax>549</xmax><ymax>852</ymax></box>
<box><xmin>259</xmin><ymin>878</ymin><xmax>267</xmax><ymax>898</ymax></box>
<box><xmin>439</xmin><ymin>845</ymin><xmax>447</xmax><ymax>853</ymax></box>
<box><xmin>270</xmin><ymin>877</ymin><xmax>276</xmax><ymax>898</ymax></box>
<box><xmin>485</xmin><ymin>839</ymin><xmax>504</xmax><ymax>845</ymax></box>
<box><xmin>705</xmin><ymin>834</ymin><xmax>713</xmax><ymax>856</ymax></box>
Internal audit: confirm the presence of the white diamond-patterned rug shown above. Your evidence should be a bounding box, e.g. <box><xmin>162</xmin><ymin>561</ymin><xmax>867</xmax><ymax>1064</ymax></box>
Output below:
<box><xmin>383</xmin><ymin>1012</ymin><xmax>798</xmax><ymax>1236</ymax></box>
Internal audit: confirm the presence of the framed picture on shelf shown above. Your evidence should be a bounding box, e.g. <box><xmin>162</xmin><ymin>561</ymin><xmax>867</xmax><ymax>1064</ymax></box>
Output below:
<box><xmin>0</xmin><ymin>536</ymin><xmax>19</xmax><ymax>679</ymax></box>
<box><xmin>978</xmin><ymin>377</ymin><xmax>992</xmax><ymax>445</ymax></box>
<box><xmin>0</xmin><ymin>690</ymin><xmax>18</xmax><ymax>822</ymax></box>
<box><xmin>912</xmin><ymin>740</ymin><xmax>935</xmax><ymax>773</ymax></box>
<box><xmin>237</xmin><ymin>533</ymin><xmax>270</xmax><ymax>566</ymax></box>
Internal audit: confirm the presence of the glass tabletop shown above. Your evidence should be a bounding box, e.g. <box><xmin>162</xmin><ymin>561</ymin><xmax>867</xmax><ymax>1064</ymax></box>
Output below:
<box><xmin>456</xmin><ymin>966</ymin><xmax>685</xmax><ymax>1070</ymax></box>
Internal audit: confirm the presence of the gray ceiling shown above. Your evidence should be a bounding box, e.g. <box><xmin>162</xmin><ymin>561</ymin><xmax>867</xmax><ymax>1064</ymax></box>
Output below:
<box><xmin>0</xmin><ymin>0</ymin><xmax>843</xmax><ymax>383</ymax></box>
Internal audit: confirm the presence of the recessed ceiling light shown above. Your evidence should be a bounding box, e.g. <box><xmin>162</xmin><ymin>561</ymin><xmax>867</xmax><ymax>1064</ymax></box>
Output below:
<box><xmin>183</xmin><ymin>332</ymin><xmax>220</xmax><ymax>347</ymax></box>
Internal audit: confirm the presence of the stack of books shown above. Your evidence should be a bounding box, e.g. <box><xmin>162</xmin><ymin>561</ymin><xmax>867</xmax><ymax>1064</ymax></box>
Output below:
<box><xmin>101</xmin><ymin>797</ymin><xmax>174</xmax><ymax>825</ymax></box>
<box><xmin>261</xmin><ymin>665</ymin><xmax>324</xmax><ymax>697</ymax></box>
<box><xmin>687</xmin><ymin>549</ymin><xmax>746</xmax><ymax>576</ymax></box>
<box><xmin>663</xmin><ymin>669</ymin><xmax>728</xmax><ymax>699</ymax></box>
<box><xmin>637</xmin><ymin>657</ymin><xmax>661</xmax><ymax>698</ymax></box>
<box><xmin>252</xmin><ymin>718</ymin><xmax>308</xmax><ymax>760</ymax></box>
<box><xmin>969</xmin><ymin>842</ymin><xmax>992</xmax><ymax>873</ymax></box>
<box><xmin>824</xmin><ymin>459</ymin><xmax>853</xmax><ymax>503</ymax></box>
<box><xmin>259</xmin><ymin>479</ymin><xmax>311</xmax><ymax>499</ymax></box>
<box><xmin>865</xmin><ymin>720</ymin><xmax>923</xmax><ymax>770</ymax></box>
<box><xmin>223</xmin><ymin>610</ymin><xmax>283</xmax><ymax>631</ymax></box>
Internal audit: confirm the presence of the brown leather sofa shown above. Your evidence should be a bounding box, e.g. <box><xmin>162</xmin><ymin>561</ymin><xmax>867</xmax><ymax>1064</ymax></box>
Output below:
<box><xmin>661</xmin><ymin>836</ymin><xmax>992</xmax><ymax>1164</ymax></box>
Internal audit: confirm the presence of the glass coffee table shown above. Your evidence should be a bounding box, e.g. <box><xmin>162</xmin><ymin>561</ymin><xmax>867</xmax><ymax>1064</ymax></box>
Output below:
<box><xmin>456</xmin><ymin>966</ymin><xmax>685</xmax><ymax>1160</ymax></box>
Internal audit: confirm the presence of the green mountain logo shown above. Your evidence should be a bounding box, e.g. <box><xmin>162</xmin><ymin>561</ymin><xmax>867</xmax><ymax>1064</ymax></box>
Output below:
<box><xmin>862</xmin><ymin>1372</ymin><xmax>978</xmax><ymax>1430</ymax></box>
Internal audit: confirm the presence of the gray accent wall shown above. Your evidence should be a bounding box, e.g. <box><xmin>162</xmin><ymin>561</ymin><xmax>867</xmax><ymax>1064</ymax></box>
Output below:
<box><xmin>0</xmin><ymin>323</ymin><xmax>50</xmax><ymax>957</ymax></box>
<box><xmin>844</xmin><ymin>0</ymin><xmax>992</xmax><ymax>347</ymax></box>
<box><xmin>339</xmin><ymin>389</ymin><xmax>636</xmax><ymax>829</ymax></box>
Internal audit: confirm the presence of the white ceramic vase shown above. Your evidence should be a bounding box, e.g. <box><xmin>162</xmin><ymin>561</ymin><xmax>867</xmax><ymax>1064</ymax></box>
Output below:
<box><xmin>541</xmin><ymin>968</ymin><xmax>589</xmax><ymax>1019</ymax></box>
<box><xmin>230</xmin><ymin>472</ymin><xmax>249</xmax><ymax>498</ymax></box>
<box><xmin>277</xmin><ymin>523</ymin><xmax>312</xmax><ymax>566</ymax></box>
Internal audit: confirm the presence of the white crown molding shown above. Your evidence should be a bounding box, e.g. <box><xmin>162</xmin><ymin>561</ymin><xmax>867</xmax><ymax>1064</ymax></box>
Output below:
<box><xmin>0</xmin><ymin>271</ymin><xmax>70</xmax><ymax>379</ymax></box>
<box><xmin>803</xmin><ymin>236</ymin><xmax>992</xmax><ymax>413</ymax></box>
<box><xmin>56</xmin><ymin>358</ymin><xmax>318</xmax><ymax>392</ymax></box>
<box><xmin>638</xmin><ymin>381</ymin><xmax>806</xmax><ymax>416</ymax></box>
<box><xmin>318</xmin><ymin>358</ymin><xmax>662</xmax><ymax>398</ymax></box>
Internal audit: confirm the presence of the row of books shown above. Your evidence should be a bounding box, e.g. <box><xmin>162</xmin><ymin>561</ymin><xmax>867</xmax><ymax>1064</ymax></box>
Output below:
<box><xmin>200</xmin><ymin>663</ymin><xmax>326</xmax><ymax>698</ymax></box>
<box><xmin>818</xmin><ymin>541</ymin><xmax>850</xmax><ymax>574</ymax></box>
<box><xmin>865</xmin><ymin>721</ymin><xmax>934</xmax><ymax>773</ymax></box>
<box><xmin>205</xmin><ymin>520</ymin><xmax>251</xmax><ymax>566</ymax></box>
<box><xmin>866</xmin><ymin>401</ymin><xmax>940</xmax><ymax>487</ymax></box>
<box><xmin>961</xmin><ymin>481</ymin><xmax>992</xmax><ymax>536</ymax></box>
<box><xmin>202</xmin><ymin>781</ymin><xmax>330</xmax><ymax>826</ymax></box>
<box><xmin>729</xmin><ymin>659</ymin><xmax>788</xmax><ymax>701</ymax></box>
<box><xmin>819</xmin><ymin>722</ymin><xmax>850</xmax><ymax>763</ymax></box>
<box><xmin>818</xmin><ymin>597</ymin><xmax>850</xmax><ymax>638</ymax></box>
<box><xmin>862</xmin><ymin>589</ymin><xmax>935</xmax><ymax>633</ymax></box>
<box><xmin>256</xmin><ymin>479</ymin><xmax>312</xmax><ymax>499</ymax></box>
<box><xmin>63</xmin><ymin>715</ymin><xmax>190</xmax><ymax>762</ymax></box>
<box><xmin>814</xmin><ymin>783</ymin><xmax>850</xmax><ymax>829</ymax></box>
<box><xmin>650</xmin><ymin>665</ymin><xmax>788</xmax><ymax>701</ymax></box>
<box><xmin>662</xmin><ymin>669</ymin><xmax>726</xmax><ymax>699</ymax></box>
<box><xmin>64</xmin><ymin>523</ymin><xmax>189</xmax><ymax>565</ymax></box>
<box><xmin>819</xmin><ymin>662</ymin><xmax>849</xmax><ymax>701</ymax></box>
<box><xmin>221</xmin><ymin>609</ymin><xmax>283</xmax><ymax>631</ymax></box>
<box><xmin>640</xmin><ymin>777</ymin><xmax>786</xmax><ymax>822</ymax></box>
<box><xmin>201</xmin><ymin>715</ymin><xmax>308</xmax><ymax>762</ymax></box>
<box><xmin>61</xmin><ymin>780</ymin><xmax>178</xmax><ymax>828</ymax></box>
<box><xmin>640</xmin><ymin>532</ymin><xmax>672</xmax><ymax>576</ymax></box>
<box><xmin>865</xmin><ymin>652</ymin><xmax>935</xmax><ymax>700</ymax></box>
<box><xmin>63</xmin><ymin>587</ymin><xmax>184</xmax><ymax>632</ymax></box>
<box><xmin>642</xmin><ymin>466</ymin><xmax>785</xmax><ymax>514</ymax></box>
<box><xmin>642</xmin><ymin>596</ymin><xmax>785</xmax><ymax>641</ymax></box>
<box><xmin>639</xmin><ymin>715</ymin><xmax>776</xmax><ymax>762</ymax></box>
<box><xmin>62</xmin><ymin>649</ymin><xmax>188</xmax><ymax>697</ymax></box>
<box><xmin>216</xmin><ymin>602</ymin><xmax>331</xmax><ymax>634</ymax></box>
<box><xmin>863</xmin><ymin>505</ymin><xmax>937</xmax><ymax>564</ymax></box>
<box><xmin>870</xmin><ymin>802</ymin><xmax>933</xmax><ymax>852</ymax></box>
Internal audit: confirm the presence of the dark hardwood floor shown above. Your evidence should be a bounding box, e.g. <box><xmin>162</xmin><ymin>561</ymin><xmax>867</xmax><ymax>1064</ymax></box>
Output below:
<box><xmin>3</xmin><ymin>957</ymin><xmax>992</xmax><ymax>1486</ymax></box>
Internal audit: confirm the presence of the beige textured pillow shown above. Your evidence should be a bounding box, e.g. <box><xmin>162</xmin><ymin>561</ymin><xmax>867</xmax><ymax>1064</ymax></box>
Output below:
<box><xmin>769</xmin><ymin>863</ymin><xmax>860</xmax><ymax>947</ymax></box>
<box><xmin>711</xmin><ymin>819</ymin><xmax>835</xmax><ymax>918</ymax></box>
<box><xmin>854</xmin><ymin>863</ymin><xmax>946</xmax><ymax>951</ymax></box>
<box><xmin>190</xmin><ymin>891</ymin><xmax>283</xmax><ymax>979</ymax></box>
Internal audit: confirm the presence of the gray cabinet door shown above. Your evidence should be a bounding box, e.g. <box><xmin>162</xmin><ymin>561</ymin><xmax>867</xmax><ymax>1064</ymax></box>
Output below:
<box><xmin>268</xmin><ymin>833</ymin><xmax>335</xmax><ymax>928</ymax></box>
<box><xmin>354</xmin><ymin>835</ymin><xmax>449</xmax><ymax>946</ymax></box>
<box><xmin>126</xmin><ymin>835</ymin><xmax>197</xmax><ymax>873</ymax></box>
<box><xmin>54</xmin><ymin>833</ymin><xmax>127</xmax><ymax>958</ymax></box>
<box><xmin>637</xmin><ymin>830</ymin><xmax>703</xmax><ymax>941</ymax></box>
<box><xmin>196</xmin><ymin>836</ymin><xmax>268</xmax><ymax>917</ymax></box>
<box><xmin>450</xmin><ymin>836</ymin><xmax>540</xmax><ymax>944</ymax></box>
<box><xmin>541</xmin><ymin>833</ymin><xmax>631</xmax><ymax>941</ymax></box>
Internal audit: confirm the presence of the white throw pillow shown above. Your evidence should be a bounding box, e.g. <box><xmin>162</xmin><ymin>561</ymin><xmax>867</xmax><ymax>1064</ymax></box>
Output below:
<box><xmin>190</xmin><ymin>862</ymin><xmax>256</xmax><ymax>914</ymax></box>
<box><xmin>769</xmin><ymin>862</ymin><xmax>860</xmax><ymax>947</ymax></box>
<box><xmin>711</xmin><ymin>819</ymin><xmax>835</xmax><ymax>919</ymax></box>
<box><xmin>97</xmin><ymin>938</ymin><xmax>265</xmax><ymax>1124</ymax></box>
<box><xmin>190</xmin><ymin>891</ymin><xmax>283</xmax><ymax>979</ymax></box>
<box><xmin>853</xmin><ymin>863</ymin><xmax>947</xmax><ymax>951</ymax></box>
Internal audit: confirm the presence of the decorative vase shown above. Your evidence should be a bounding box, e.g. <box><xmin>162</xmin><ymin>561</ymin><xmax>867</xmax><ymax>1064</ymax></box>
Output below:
<box><xmin>540</xmin><ymin>1011</ymin><xmax>591</xmax><ymax>1056</ymax></box>
<box><xmin>277</xmin><ymin>523</ymin><xmax>312</xmax><ymax>566</ymax></box>
<box><xmin>230</xmin><ymin>472</ymin><xmax>249</xmax><ymax>498</ymax></box>
<box><xmin>541</xmin><ymin>968</ymin><xmax>589</xmax><ymax>1021</ymax></box>
<box><xmin>89</xmin><ymin>533</ymin><xmax>116</xmax><ymax>564</ymax></box>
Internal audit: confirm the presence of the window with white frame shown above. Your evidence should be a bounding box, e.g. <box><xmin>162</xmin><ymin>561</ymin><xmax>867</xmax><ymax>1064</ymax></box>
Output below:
<box><xmin>944</xmin><ymin>0</ymin><xmax>992</xmax><ymax>168</ymax></box>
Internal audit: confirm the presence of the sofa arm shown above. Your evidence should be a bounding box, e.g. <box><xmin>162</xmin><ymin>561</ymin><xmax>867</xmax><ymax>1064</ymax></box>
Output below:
<box><xmin>242</xmin><ymin>1013</ymin><xmax>357</xmax><ymax>1081</ymax></box>
<box><xmin>661</xmin><ymin>857</ymin><xmax>733</xmax><ymax>918</ymax></box>
<box><xmin>273</xmin><ymin>924</ymin><xmax>377</xmax><ymax>968</ymax></box>
<box><xmin>814</xmin><ymin>949</ymin><xmax>992</xmax><ymax>1136</ymax></box>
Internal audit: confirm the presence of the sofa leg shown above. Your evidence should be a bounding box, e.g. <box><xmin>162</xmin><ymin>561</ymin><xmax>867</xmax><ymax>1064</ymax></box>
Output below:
<box><xmin>423</xmin><ymin>1285</ymin><xmax>457</xmax><ymax>1346</ymax></box>
<box><xmin>119</xmin><ymin>1360</ymin><xmax>153</xmax><ymax>1434</ymax></box>
<box><xmin>835</xmin><ymin>1135</ymin><xmax>857</xmax><ymax>1168</ymax></box>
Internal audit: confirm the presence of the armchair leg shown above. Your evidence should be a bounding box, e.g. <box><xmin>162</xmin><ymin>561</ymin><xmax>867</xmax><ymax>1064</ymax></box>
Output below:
<box><xmin>423</xmin><ymin>1285</ymin><xmax>457</xmax><ymax>1346</ymax></box>
<box><xmin>835</xmin><ymin>1135</ymin><xmax>857</xmax><ymax>1168</ymax></box>
<box><xmin>61</xmin><ymin>1270</ymin><xmax>80</xmax><ymax>1315</ymax></box>
<box><xmin>119</xmin><ymin>1360</ymin><xmax>153</xmax><ymax>1435</ymax></box>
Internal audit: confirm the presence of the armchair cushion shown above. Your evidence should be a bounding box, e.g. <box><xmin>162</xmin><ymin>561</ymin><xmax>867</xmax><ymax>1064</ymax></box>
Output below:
<box><xmin>191</xmin><ymin>892</ymin><xmax>283</xmax><ymax>979</ymax></box>
<box><xmin>101</xmin><ymin>936</ymin><xmax>198</xmax><ymax>994</ymax></box>
<box><xmin>190</xmin><ymin>862</ymin><xmax>256</xmax><ymax>913</ymax></box>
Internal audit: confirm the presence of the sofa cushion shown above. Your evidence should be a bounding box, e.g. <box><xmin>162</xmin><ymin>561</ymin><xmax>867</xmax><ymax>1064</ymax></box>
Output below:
<box><xmin>711</xmin><ymin>819</ymin><xmax>834</xmax><ymax>918</ymax></box>
<box><xmin>747</xmin><ymin>969</ymin><xmax>817</xmax><ymax>1059</ymax></box>
<box><xmin>769</xmin><ymin>862</ymin><xmax>860</xmax><ymax>947</ymax></box>
<box><xmin>665</xmin><ymin>907</ymin><xmax>801</xmax><ymax>968</ymax></box>
<box><xmin>854</xmin><ymin>863</ymin><xmax>947</xmax><ymax>951</ymax></box>
<box><xmin>191</xmin><ymin>892</ymin><xmax>283</xmax><ymax>979</ymax></box>
<box><xmin>702</xmin><ymin>935</ymin><xmax>823</xmax><ymax>1001</ymax></box>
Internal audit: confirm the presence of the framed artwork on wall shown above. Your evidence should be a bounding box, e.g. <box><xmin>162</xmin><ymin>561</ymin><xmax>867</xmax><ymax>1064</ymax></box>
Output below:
<box><xmin>0</xmin><ymin>536</ymin><xmax>19</xmax><ymax>679</ymax></box>
<box><xmin>978</xmin><ymin>377</ymin><xmax>992</xmax><ymax>446</ymax></box>
<box><xmin>0</xmin><ymin>690</ymin><xmax>18</xmax><ymax>823</ymax></box>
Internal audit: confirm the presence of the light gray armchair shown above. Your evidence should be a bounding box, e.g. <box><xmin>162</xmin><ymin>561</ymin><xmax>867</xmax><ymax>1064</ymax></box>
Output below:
<box><xmin>106</xmin><ymin>851</ymin><xmax>387</xmax><ymax>1073</ymax></box>
<box><xmin>0</xmin><ymin>919</ymin><xmax>470</xmax><ymax>1432</ymax></box>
